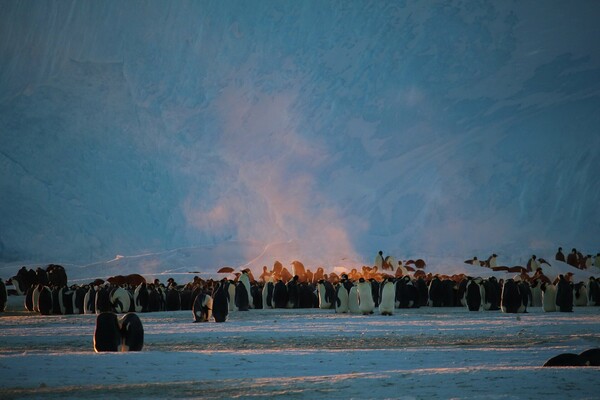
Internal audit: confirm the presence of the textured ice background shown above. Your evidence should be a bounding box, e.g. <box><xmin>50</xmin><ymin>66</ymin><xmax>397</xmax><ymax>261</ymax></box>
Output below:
<box><xmin>1</xmin><ymin>1</ymin><xmax>599</xmax><ymax>276</ymax></box>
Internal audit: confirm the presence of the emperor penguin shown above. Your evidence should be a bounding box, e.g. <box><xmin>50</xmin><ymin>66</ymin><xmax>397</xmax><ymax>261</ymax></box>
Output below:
<box><xmin>573</xmin><ymin>282</ymin><xmax>588</xmax><ymax>307</ymax></box>
<box><xmin>212</xmin><ymin>282</ymin><xmax>229</xmax><ymax>322</ymax></box>
<box><xmin>317</xmin><ymin>280</ymin><xmax>335</xmax><ymax>309</ymax></box>
<box><xmin>193</xmin><ymin>292</ymin><xmax>213</xmax><ymax>322</ymax></box>
<box><xmin>465</xmin><ymin>278</ymin><xmax>485</xmax><ymax>311</ymax></box>
<box><xmin>239</xmin><ymin>271</ymin><xmax>253</xmax><ymax>309</ymax></box>
<box><xmin>335</xmin><ymin>283</ymin><xmax>349</xmax><ymax>313</ymax></box>
<box><xmin>348</xmin><ymin>285</ymin><xmax>360</xmax><ymax>314</ymax></box>
<box><xmin>357</xmin><ymin>278</ymin><xmax>375</xmax><ymax>315</ymax></box>
<box><xmin>378</xmin><ymin>278</ymin><xmax>395</xmax><ymax>316</ymax></box>
<box><xmin>262</xmin><ymin>280</ymin><xmax>274</xmax><ymax>309</ymax></box>
<box><xmin>119</xmin><ymin>313</ymin><xmax>144</xmax><ymax>351</ymax></box>
<box><xmin>541</xmin><ymin>282</ymin><xmax>557</xmax><ymax>312</ymax></box>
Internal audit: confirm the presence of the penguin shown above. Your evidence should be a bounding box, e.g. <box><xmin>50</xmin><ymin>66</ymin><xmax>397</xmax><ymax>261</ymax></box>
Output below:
<box><xmin>457</xmin><ymin>278</ymin><xmax>468</xmax><ymax>307</ymax></box>
<box><xmin>212</xmin><ymin>282</ymin><xmax>229</xmax><ymax>322</ymax></box>
<box><xmin>465</xmin><ymin>278</ymin><xmax>485</xmax><ymax>311</ymax></box>
<box><xmin>395</xmin><ymin>276</ymin><xmax>419</xmax><ymax>308</ymax></box>
<box><xmin>335</xmin><ymin>283</ymin><xmax>349</xmax><ymax>313</ymax></box>
<box><xmin>234</xmin><ymin>281</ymin><xmax>250</xmax><ymax>311</ymax></box>
<box><xmin>51</xmin><ymin>287</ymin><xmax>62</xmax><ymax>315</ymax></box>
<box><xmin>0</xmin><ymin>279</ymin><xmax>7</xmax><ymax>312</ymax></box>
<box><xmin>180</xmin><ymin>286</ymin><xmax>193</xmax><ymax>310</ymax></box>
<box><xmin>119</xmin><ymin>313</ymin><xmax>144</xmax><ymax>351</ymax></box>
<box><xmin>165</xmin><ymin>288</ymin><xmax>181</xmax><ymax>311</ymax></box>
<box><xmin>227</xmin><ymin>280</ymin><xmax>236</xmax><ymax>311</ymax></box>
<box><xmin>482</xmin><ymin>277</ymin><xmax>501</xmax><ymax>311</ymax></box>
<box><xmin>73</xmin><ymin>286</ymin><xmax>87</xmax><ymax>314</ymax></box>
<box><xmin>428</xmin><ymin>276</ymin><xmax>444</xmax><ymax>307</ymax></box>
<box><xmin>32</xmin><ymin>284</ymin><xmax>41</xmax><ymax>312</ymax></box>
<box><xmin>415</xmin><ymin>277</ymin><xmax>429</xmax><ymax>307</ymax></box>
<box><xmin>286</xmin><ymin>276</ymin><xmax>300</xmax><ymax>308</ymax></box>
<box><xmin>193</xmin><ymin>292</ymin><xmax>213</xmax><ymax>322</ymax></box>
<box><xmin>95</xmin><ymin>286</ymin><xmax>113</xmax><ymax>313</ymax></box>
<box><xmin>111</xmin><ymin>287</ymin><xmax>131</xmax><ymax>313</ymax></box>
<box><xmin>378</xmin><ymin>279</ymin><xmax>395</xmax><ymax>316</ymax></box>
<box><xmin>134</xmin><ymin>282</ymin><xmax>149</xmax><ymax>312</ymax></box>
<box><xmin>370</xmin><ymin>279</ymin><xmax>380</xmax><ymax>307</ymax></box>
<box><xmin>298</xmin><ymin>283</ymin><xmax>317</xmax><ymax>308</ymax></box>
<box><xmin>38</xmin><ymin>285</ymin><xmax>53</xmax><ymax>315</ymax></box>
<box><xmin>357</xmin><ymin>278</ymin><xmax>375</xmax><ymax>315</ymax></box>
<box><xmin>94</xmin><ymin>312</ymin><xmax>121</xmax><ymax>352</ymax></box>
<box><xmin>543</xmin><ymin>353</ymin><xmax>589</xmax><ymax>367</ymax></box>
<box><xmin>317</xmin><ymin>280</ymin><xmax>335</xmax><ymax>309</ymax></box>
<box><xmin>239</xmin><ymin>271</ymin><xmax>253</xmax><ymax>309</ymax></box>
<box><xmin>24</xmin><ymin>285</ymin><xmax>35</xmax><ymax>311</ymax></box>
<box><xmin>149</xmin><ymin>284</ymin><xmax>164</xmax><ymax>312</ymax></box>
<box><xmin>84</xmin><ymin>285</ymin><xmax>97</xmax><ymax>314</ymax></box>
<box><xmin>529</xmin><ymin>280</ymin><xmax>543</xmax><ymax>307</ymax></box>
<box><xmin>588</xmin><ymin>277</ymin><xmax>600</xmax><ymax>306</ymax></box>
<box><xmin>348</xmin><ymin>285</ymin><xmax>360</xmax><ymax>314</ymax></box>
<box><xmin>541</xmin><ymin>282</ymin><xmax>557</xmax><ymax>312</ymax></box>
<box><xmin>501</xmin><ymin>279</ymin><xmax>522</xmax><ymax>313</ymax></box>
<box><xmin>579</xmin><ymin>348</ymin><xmax>600</xmax><ymax>366</ymax></box>
<box><xmin>272</xmin><ymin>280</ymin><xmax>288</xmax><ymax>309</ymax></box>
<box><xmin>11</xmin><ymin>276</ymin><xmax>24</xmax><ymax>296</ymax></box>
<box><xmin>251</xmin><ymin>283</ymin><xmax>263</xmax><ymax>309</ymax></box>
<box><xmin>573</xmin><ymin>282</ymin><xmax>588</xmax><ymax>307</ymax></box>
<box><xmin>262</xmin><ymin>281</ymin><xmax>274</xmax><ymax>309</ymax></box>
<box><xmin>555</xmin><ymin>275</ymin><xmax>574</xmax><ymax>312</ymax></box>
<box><xmin>61</xmin><ymin>286</ymin><xmax>75</xmax><ymax>315</ymax></box>
<box><xmin>517</xmin><ymin>280</ymin><xmax>532</xmax><ymax>313</ymax></box>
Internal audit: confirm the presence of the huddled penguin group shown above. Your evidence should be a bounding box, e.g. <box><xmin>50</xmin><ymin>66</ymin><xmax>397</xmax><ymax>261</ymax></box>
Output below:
<box><xmin>94</xmin><ymin>312</ymin><xmax>144</xmax><ymax>352</ymax></box>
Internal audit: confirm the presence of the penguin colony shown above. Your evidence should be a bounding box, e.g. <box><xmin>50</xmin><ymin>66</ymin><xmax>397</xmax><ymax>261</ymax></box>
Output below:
<box><xmin>3</xmin><ymin>255</ymin><xmax>599</xmax><ymax>321</ymax></box>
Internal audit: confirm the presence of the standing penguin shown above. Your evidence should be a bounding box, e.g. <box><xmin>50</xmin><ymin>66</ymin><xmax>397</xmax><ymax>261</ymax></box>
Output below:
<box><xmin>262</xmin><ymin>280</ymin><xmax>274</xmax><ymax>309</ymax></box>
<box><xmin>134</xmin><ymin>282</ymin><xmax>149</xmax><ymax>312</ymax></box>
<box><xmin>555</xmin><ymin>275</ymin><xmax>573</xmax><ymax>312</ymax></box>
<box><xmin>83</xmin><ymin>285</ymin><xmax>97</xmax><ymax>314</ymax></box>
<box><xmin>119</xmin><ymin>313</ymin><xmax>144</xmax><ymax>351</ymax></box>
<box><xmin>111</xmin><ymin>287</ymin><xmax>131</xmax><ymax>313</ymax></box>
<box><xmin>501</xmin><ymin>279</ymin><xmax>522</xmax><ymax>313</ymax></box>
<box><xmin>378</xmin><ymin>278</ymin><xmax>395</xmax><ymax>316</ymax></box>
<box><xmin>192</xmin><ymin>292</ymin><xmax>213</xmax><ymax>322</ymax></box>
<box><xmin>272</xmin><ymin>280</ymin><xmax>288</xmax><ymax>309</ymax></box>
<box><xmin>348</xmin><ymin>285</ymin><xmax>360</xmax><ymax>314</ymax></box>
<box><xmin>38</xmin><ymin>285</ymin><xmax>53</xmax><ymax>315</ymax></box>
<box><xmin>317</xmin><ymin>280</ymin><xmax>335</xmax><ymax>309</ymax></box>
<box><xmin>212</xmin><ymin>282</ymin><xmax>229</xmax><ymax>322</ymax></box>
<box><xmin>357</xmin><ymin>278</ymin><xmax>375</xmax><ymax>315</ymax></box>
<box><xmin>239</xmin><ymin>271</ymin><xmax>253</xmax><ymax>309</ymax></box>
<box><xmin>588</xmin><ymin>277</ymin><xmax>600</xmax><ymax>306</ymax></box>
<box><xmin>227</xmin><ymin>280</ymin><xmax>236</xmax><ymax>311</ymax></box>
<box><xmin>573</xmin><ymin>282</ymin><xmax>588</xmax><ymax>307</ymax></box>
<box><xmin>541</xmin><ymin>282</ymin><xmax>557</xmax><ymax>312</ymax></box>
<box><xmin>0</xmin><ymin>279</ymin><xmax>7</xmax><ymax>312</ymax></box>
<box><xmin>335</xmin><ymin>283</ymin><xmax>349</xmax><ymax>313</ymax></box>
<box><xmin>234</xmin><ymin>281</ymin><xmax>250</xmax><ymax>311</ymax></box>
<box><xmin>94</xmin><ymin>312</ymin><xmax>121</xmax><ymax>352</ymax></box>
<box><xmin>465</xmin><ymin>278</ymin><xmax>485</xmax><ymax>312</ymax></box>
<box><xmin>286</xmin><ymin>276</ymin><xmax>300</xmax><ymax>308</ymax></box>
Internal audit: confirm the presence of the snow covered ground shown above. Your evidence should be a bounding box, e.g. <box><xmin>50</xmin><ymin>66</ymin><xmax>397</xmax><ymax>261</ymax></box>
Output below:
<box><xmin>1</xmin><ymin>295</ymin><xmax>598</xmax><ymax>399</ymax></box>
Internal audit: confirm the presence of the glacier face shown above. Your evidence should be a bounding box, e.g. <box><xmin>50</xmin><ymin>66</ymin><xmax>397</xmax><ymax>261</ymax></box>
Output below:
<box><xmin>1</xmin><ymin>0</ymin><xmax>599</xmax><ymax>268</ymax></box>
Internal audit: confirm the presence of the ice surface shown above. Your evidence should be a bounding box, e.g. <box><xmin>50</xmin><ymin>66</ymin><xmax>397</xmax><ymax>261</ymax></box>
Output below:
<box><xmin>0</xmin><ymin>296</ymin><xmax>599</xmax><ymax>399</ymax></box>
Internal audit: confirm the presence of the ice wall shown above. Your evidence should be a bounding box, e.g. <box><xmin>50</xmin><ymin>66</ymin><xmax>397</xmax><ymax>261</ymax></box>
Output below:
<box><xmin>1</xmin><ymin>0</ymin><xmax>599</xmax><ymax>268</ymax></box>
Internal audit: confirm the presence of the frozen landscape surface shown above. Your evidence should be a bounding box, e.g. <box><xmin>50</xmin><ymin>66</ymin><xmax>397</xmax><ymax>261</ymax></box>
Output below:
<box><xmin>1</xmin><ymin>296</ymin><xmax>599</xmax><ymax>399</ymax></box>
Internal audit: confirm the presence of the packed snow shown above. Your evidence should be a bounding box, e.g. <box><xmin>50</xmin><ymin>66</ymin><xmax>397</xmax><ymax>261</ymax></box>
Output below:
<box><xmin>1</xmin><ymin>255</ymin><xmax>600</xmax><ymax>399</ymax></box>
